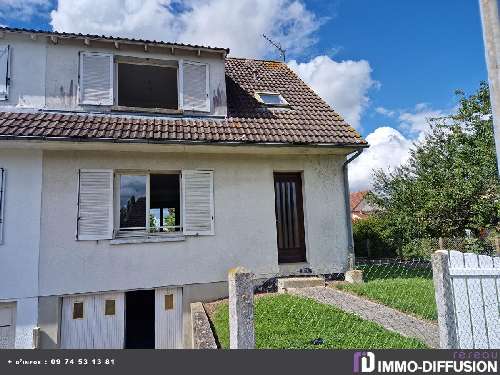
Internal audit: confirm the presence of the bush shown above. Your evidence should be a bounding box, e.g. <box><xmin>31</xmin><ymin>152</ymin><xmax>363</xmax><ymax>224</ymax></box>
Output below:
<box><xmin>400</xmin><ymin>238</ymin><xmax>436</xmax><ymax>259</ymax></box>
<box><xmin>353</xmin><ymin>216</ymin><xmax>397</xmax><ymax>258</ymax></box>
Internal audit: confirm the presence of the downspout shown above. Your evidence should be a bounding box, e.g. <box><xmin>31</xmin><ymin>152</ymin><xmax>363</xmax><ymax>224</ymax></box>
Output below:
<box><xmin>342</xmin><ymin>149</ymin><xmax>364</xmax><ymax>270</ymax></box>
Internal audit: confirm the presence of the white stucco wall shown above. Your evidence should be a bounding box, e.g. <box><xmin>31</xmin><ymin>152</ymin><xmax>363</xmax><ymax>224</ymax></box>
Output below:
<box><xmin>14</xmin><ymin>298</ymin><xmax>38</xmax><ymax>349</ymax></box>
<box><xmin>39</xmin><ymin>150</ymin><xmax>348</xmax><ymax>296</ymax></box>
<box><xmin>0</xmin><ymin>149</ymin><xmax>42</xmax><ymax>349</ymax></box>
<box><xmin>0</xmin><ymin>33</ymin><xmax>227</xmax><ymax>116</ymax></box>
<box><xmin>0</xmin><ymin>149</ymin><xmax>42</xmax><ymax>300</ymax></box>
<box><xmin>0</xmin><ymin>34</ymin><xmax>46</xmax><ymax>109</ymax></box>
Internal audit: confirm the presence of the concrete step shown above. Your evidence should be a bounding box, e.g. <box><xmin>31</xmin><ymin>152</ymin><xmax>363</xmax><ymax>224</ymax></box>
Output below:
<box><xmin>277</xmin><ymin>276</ymin><xmax>325</xmax><ymax>293</ymax></box>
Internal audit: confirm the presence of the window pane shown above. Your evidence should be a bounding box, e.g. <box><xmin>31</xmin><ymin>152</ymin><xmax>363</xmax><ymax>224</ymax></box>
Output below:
<box><xmin>73</xmin><ymin>302</ymin><xmax>84</xmax><ymax>319</ymax></box>
<box><xmin>149</xmin><ymin>174</ymin><xmax>181</xmax><ymax>232</ymax></box>
<box><xmin>105</xmin><ymin>300</ymin><xmax>115</xmax><ymax>316</ymax></box>
<box><xmin>164</xmin><ymin>294</ymin><xmax>174</xmax><ymax>310</ymax></box>
<box><xmin>258</xmin><ymin>93</ymin><xmax>284</xmax><ymax>105</ymax></box>
<box><xmin>120</xmin><ymin>175</ymin><xmax>147</xmax><ymax>229</ymax></box>
<box><xmin>118</xmin><ymin>63</ymin><xmax>178</xmax><ymax>109</ymax></box>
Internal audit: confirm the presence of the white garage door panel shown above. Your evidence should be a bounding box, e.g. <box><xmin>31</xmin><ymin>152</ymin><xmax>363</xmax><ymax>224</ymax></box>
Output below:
<box><xmin>155</xmin><ymin>288</ymin><xmax>183</xmax><ymax>349</ymax></box>
<box><xmin>92</xmin><ymin>293</ymin><xmax>124</xmax><ymax>349</ymax></box>
<box><xmin>61</xmin><ymin>293</ymin><xmax>124</xmax><ymax>349</ymax></box>
<box><xmin>0</xmin><ymin>304</ymin><xmax>15</xmax><ymax>349</ymax></box>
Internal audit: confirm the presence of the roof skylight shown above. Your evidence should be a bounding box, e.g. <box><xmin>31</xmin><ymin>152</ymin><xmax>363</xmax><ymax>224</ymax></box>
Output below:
<box><xmin>254</xmin><ymin>91</ymin><xmax>289</xmax><ymax>107</ymax></box>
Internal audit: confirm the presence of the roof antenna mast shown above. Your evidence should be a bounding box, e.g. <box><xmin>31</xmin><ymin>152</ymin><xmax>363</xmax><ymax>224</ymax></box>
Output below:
<box><xmin>262</xmin><ymin>34</ymin><xmax>286</xmax><ymax>62</ymax></box>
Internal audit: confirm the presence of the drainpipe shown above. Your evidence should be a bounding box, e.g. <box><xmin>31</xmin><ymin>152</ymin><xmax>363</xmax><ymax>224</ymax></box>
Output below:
<box><xmin>342</xmin><ymin>149</ymin><xmax>364</xmax><ymax>270</ymax></box>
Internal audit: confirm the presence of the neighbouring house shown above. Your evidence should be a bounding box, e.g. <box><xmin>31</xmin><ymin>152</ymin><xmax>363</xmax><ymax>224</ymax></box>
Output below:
<box><xmin>0</xmin><ymin>26</ymin><xmax>367</xmax><ymax>349</ymax></box>
<box><xmin>350</xmin><ymin>191</ymin><xmax>377</xmax><ymax>221</ymax></box>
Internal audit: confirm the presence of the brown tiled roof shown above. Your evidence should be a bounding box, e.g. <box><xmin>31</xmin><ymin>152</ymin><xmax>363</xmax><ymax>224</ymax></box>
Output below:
<box><xmin>350</xmin><ymin>191</ymin><xmax>369</xmax><ymax>211</ymax></box>
<box><xmin>0</xmin><ymin>57</ymin><xmax>367</xmax><ymax>147</ymax></box>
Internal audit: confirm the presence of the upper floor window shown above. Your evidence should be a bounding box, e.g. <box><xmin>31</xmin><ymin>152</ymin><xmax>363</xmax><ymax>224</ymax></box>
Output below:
<box><xmin>78</xmin><ymin>52</ymin><xmax>210</xmax><ymax>113</ymax></box>
<box><xmin>254</xmin><ymin>91</ymin><xmax>288</xmax><ymax>107</ymax></box>
<box><xmin>117</xmin><ymin>63</ymin><xmax>178</xmax><ymax>110</ymax></box>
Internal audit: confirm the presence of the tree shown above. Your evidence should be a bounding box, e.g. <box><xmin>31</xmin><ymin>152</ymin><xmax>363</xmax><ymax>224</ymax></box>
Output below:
<box><xmin>370</xmin><ymin>82</ymin><xmax>499</xmax><ymax>250</ymax></box>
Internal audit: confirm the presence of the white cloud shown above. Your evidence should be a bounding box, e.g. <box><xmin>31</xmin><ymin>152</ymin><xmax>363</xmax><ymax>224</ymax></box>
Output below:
<box><xmin>50</xmin><ymin>0</ymin><xmax>321</xmax><ymax>58</ymax></box>
<box><xmin>349</xmin><ymin>103</ymin><xmax>452</xmax><ymax>191</ymax></box>
<box><xmin>349</xmin><ymin>127</ymin><xmax>413</xmax><ymax>192</ymax></box>
<box><xmin>288</xmin><ymin>55</ymin><xmax>376</xmax><ymax>130</ymax></box>
<box><xmin>0</xmin><ymin>0</ymin><xmax>51</xmax><ymax>21</ymax></box>
<box><xmin>375</xmin><ymin>106</ymin><xmax>396</xmax><ymax>117</ymax></box>
<box><xmin>398</xmin><ymin>103</ymin><xmax>448</xmax><ymax>137</ymax></box>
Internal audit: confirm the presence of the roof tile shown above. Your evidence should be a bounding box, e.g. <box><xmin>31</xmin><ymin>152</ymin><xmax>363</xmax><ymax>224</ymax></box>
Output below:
<box><xmin>0</xmin><ymin>57</ymin><xmax>367</xmax><ymax>147</ymax></box>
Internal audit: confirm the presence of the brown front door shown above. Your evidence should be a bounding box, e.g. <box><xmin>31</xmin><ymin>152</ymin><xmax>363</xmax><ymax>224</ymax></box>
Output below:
<box><xmin>274</xmin><ymin>173</ymin><xmax>306</xmax><ymax>263</ymax></box>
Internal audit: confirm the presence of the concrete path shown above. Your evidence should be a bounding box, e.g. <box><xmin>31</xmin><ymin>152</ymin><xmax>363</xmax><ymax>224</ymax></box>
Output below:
<box><xmin>289</xmin><ymin>286</ymin><xmax>439</xmax><ymax>348</ymax></box>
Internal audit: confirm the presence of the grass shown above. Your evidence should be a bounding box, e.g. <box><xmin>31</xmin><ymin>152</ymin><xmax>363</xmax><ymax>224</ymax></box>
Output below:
<box><xmin>210</xmin><ymin>294</ymin><xmax>427</xmax><ymax>349</ymax></box>
<box><xmin>337</xmin><ymin>264</ymin><xmax>437</xmax><ymax>321</ymax></box>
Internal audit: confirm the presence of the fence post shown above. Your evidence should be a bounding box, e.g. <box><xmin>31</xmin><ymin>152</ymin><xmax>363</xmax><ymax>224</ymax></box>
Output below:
<box><xmin>438</xmin><ymin>237</ymin><xmax>444</xmax><ymax>250</ymax></box>
<box><xmin>228</xmin><ymin>267</ymin><xmax>255</xmax><ymax>349</ymax></box>
<box><xmin>495</xmin><ymin>236</ymin><xmax>500</xmax><ymax>255</ymax></box>
<box><xmin>431</xmin><ymin>250</ymin><xmax>458</xmax><ymax>348</ymax></box>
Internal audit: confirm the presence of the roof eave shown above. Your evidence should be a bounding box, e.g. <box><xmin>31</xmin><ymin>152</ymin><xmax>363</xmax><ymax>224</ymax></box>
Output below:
<box><xmin>0</xmin><ymin>27</ymin><xmax>230</xmax><ymax>56</ymax></box>
<box><xmin>0</xmin><ymin>134</ymin><xmax>368</xmax><ymax>149</ymax></box>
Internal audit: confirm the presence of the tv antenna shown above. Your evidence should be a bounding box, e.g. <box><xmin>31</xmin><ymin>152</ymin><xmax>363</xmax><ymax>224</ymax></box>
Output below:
<box><xmin>262</xmin><ymin>34</ymin><xmax>286</xmax><ymax>62</ymax></box>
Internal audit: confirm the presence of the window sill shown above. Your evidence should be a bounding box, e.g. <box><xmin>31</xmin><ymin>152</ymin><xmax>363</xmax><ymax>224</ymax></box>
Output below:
<box><xmin>111</xmin><ymin>105</ymin><xmax>183</xmax><ymax>115</ymax></box>
<box><xmin>110</xmin><ymin>234</ymin><xmax>185</xmax><ymax>245</ymax></box>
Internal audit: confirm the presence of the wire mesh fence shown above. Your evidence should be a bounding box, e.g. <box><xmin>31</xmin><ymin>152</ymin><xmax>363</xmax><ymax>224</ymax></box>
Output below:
<box><xmin>205</xmin><ymin>237</ymin><xmax>499</xmax><ymax>349</ymax></box>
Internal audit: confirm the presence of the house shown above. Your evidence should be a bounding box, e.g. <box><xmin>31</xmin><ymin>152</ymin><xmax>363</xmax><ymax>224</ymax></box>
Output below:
<box><xmin>0</xmin><ymin>26</ymin><xmax>367</xmax><ymax>349</ymax></box>
<box><xmin>350</xmin><ymin>191</ymin><xmax>377</xmax><ymax>221</ymax></box>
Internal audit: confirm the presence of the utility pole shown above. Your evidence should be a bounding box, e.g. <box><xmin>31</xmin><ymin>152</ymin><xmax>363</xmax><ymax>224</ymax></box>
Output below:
<box><xmin>479</xmin><ymin>0</ymin><xmax>500</xmax><ymax>175</ymax></box>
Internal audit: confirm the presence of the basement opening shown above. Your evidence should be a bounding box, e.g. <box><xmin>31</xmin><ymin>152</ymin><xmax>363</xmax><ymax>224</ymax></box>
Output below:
<box><xmin>125</xmin><ymin>290</ymin><xmax>155</xmax><ymax>349</ymax></box>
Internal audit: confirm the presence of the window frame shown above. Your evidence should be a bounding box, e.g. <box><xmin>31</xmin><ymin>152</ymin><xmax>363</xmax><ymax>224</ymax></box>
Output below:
<box><xmin>114</xmin><ymin>171</ymin><xmax>183</xmax><ymax>238</ymax></box>
<box><xmin>72</xmin><ymin>302</ymin><xmax>84</xmax><ymax>320</ymax></box>
<box><xmin>104</xmin><ymin>299</ymin><xmax>116</xmax><ymax>316</ymax></box>
<box><xmin>254</xmin><ymin>91</ymin><xmax>289</xmax><ymax>107</ymax></box>
<box><xmin>0</xmin><ymin>45</ymin><xmax>11</xmax><ymax>101</ymax></box>
<box><xmin>113</xmin><ymin>57</ymin><xmax>182</xmax><ymax>114</ymax></box>
<box><xmin>0</xmin><ymin>168</ymin><xmax>5</xmax><ymax>245</ymax></box>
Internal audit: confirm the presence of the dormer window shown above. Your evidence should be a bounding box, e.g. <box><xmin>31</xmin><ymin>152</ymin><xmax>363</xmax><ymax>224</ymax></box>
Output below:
<box><xmin>254</xmin><ymin>91</ymin><xmax>288</xmax><ymax>107</ymax></box>
<box><xmin>118</xmin><ymin>62</ymin><xmax>178</xmax><ymax>110</ymax></box>
<box><xmin>78</xmin><ymin>52</ymin><xmax>210</xmax><ymax>113</ymax></box>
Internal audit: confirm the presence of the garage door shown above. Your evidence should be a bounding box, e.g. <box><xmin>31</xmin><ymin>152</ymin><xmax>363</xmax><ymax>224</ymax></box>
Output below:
<box><xmin>61</xmin><ymin>292</ymin><xmax>124</xmax><ymax>349</ymax></box>
<box><xmin>0</xmin><ymin>303</ymin><xmax>15</xmax><ymax>349</ymax></box>
<box><xmin>155</xmin><ymin>288</ymin><xmax>183</xmax><ymax>349</ymax></box>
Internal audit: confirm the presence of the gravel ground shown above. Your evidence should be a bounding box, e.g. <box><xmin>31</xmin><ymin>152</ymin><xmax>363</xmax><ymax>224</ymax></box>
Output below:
<box><xmin>290</xmin><ymin>286</ymin><xmax>439</xmax><ymax>348</ymax></box>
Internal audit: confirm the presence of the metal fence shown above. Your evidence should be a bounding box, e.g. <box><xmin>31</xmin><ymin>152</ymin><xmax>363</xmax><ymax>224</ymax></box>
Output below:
<box><xmin>206</xmin><ymin>239</ymin><xmax>500</xmax><ymax>349</ymax></box>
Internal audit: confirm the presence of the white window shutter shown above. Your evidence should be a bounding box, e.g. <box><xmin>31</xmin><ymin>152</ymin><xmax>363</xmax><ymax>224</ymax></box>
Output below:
<box><xmin>182</xmin><ymin>170</ymin><xmax>214</xmax><ymax>235</ymax></box>
<box><xmin>182</xmin><ymin>61</ymin><xmax>210</xmax><ymax>112</ymax></box>
<box><xmin>79</xmin><ymin>52</ymin><xmax>114</xmax><ymax>105</ymax></box>
<box><xmin>77</xmin><ymin>170</ymin><xmax>114</xmax><ymax>240</ymax></box>
<box><xmin>0</xmin><ymin>45</ymin><xmax>10</xmax><ymax>101</ymax></box>
<box><xmin>0</xmin><ymin>168</ymin><xmax>5</xmax><ymax>244</ymax></box>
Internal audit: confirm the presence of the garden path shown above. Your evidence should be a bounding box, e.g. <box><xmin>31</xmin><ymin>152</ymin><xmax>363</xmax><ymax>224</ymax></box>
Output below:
<box><xmin>289</xmin><ymin>287</ymin><xmax>439</xmax><ymax>348</ymax></box>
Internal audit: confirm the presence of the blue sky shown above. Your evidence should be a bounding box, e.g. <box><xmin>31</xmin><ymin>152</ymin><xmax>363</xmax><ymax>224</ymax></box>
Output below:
<box><xmin>0</xmin><ymin>0</ymin><xmax>489</xmax><ymax>190</ymax></box>
<box><xmin>306</xmin><ymin>0</ymin><xmax>487</xmax><ymax>135</ymax></box>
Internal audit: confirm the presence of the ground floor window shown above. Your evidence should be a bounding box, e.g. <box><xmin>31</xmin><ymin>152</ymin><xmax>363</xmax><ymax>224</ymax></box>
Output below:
<box><xmin>118</xmin><ymin>173</ymin><xmax>181</xmax><ymax>236</ymax></box>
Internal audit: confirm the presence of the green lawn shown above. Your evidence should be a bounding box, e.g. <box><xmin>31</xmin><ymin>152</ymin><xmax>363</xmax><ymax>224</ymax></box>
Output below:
<box><xmin>337</xmin><ymin>264</ymin><xmax>437</xmax><ymax>321</ymax></box>
<box><xmin>210</xmin><ymin>294</ymin><xmax>427</xmax><ymax>349</ymax></box>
